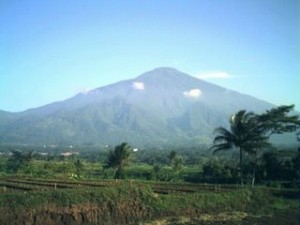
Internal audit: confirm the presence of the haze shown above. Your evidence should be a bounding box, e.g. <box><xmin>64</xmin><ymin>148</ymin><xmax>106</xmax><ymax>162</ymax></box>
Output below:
<box><xmin>0</xmin><ymin>0</ymin><xmax>299</xmax><ymax>112</ymax></box>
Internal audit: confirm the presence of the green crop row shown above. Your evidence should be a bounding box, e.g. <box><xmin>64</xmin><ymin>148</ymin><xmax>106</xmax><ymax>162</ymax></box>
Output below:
<box><xmin>0</xmin><ymin>180</ymin><xmax>298</xmax><ymax>216</ymax></box>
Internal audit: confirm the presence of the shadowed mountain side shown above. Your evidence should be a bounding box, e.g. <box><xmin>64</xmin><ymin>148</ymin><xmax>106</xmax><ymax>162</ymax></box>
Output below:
<box><xmin>0</xmin><ymin>67</ymin><xmax>282</xmax><ymax>147</ymax></box>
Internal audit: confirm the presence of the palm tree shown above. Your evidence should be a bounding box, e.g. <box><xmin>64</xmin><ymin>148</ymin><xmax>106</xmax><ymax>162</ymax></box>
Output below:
<box><xmin>104</xmin><ymin>142</ymin><xmax>133</xmax><ymax>179</ymax></box>
<box><xmin>211</xmin><ymin>110</ymin><xmax>256</xmax><ymax>185</ymax></box>
<box><xmin>212</xmin><ymin>105</ymin><xmax>300</xmax><ymax>186</ymax></box>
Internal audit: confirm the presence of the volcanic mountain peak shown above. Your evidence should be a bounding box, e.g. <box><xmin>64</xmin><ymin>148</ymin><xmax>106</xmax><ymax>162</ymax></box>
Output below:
<box><xmin>134</xmin><ymin>67</ymin><xmax>200</xmax><ymax>86</ymax></box>
<box><xmin>136</xmin><ymin>67</ymin><xmax>188</xmax><ymax>79</ymax></box>
<box><xmin>0</xmin><ymin>67</ymin><xmax>279</xmax><ymax>147</ymax></box>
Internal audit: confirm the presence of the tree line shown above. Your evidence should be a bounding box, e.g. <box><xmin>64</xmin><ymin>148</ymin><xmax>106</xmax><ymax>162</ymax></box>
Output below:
<box><xmin>0</xmin><ymin>105</ymin><xmax>299</xmax><ymax>187</ymax></box>
<box><xmin>211</xmin><ymin>105</ymin><xmax>300</xmax><ymax>186</ymax></box>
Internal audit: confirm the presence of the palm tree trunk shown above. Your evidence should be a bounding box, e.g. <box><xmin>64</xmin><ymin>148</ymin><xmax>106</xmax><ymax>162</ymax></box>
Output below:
<box><xmin>251</xmin><ymin>151</ymin><xmax>257</xmax><ymax>187</ymax></box>
<box><xmin>251</xmin><ymin>168</ymin><xmax>256</xmax><ymax>187</ymax></box>
<box><xmin>239</xmin><ymin>148</ymin><xmax>243</xmax><ymax>186</ymax></box>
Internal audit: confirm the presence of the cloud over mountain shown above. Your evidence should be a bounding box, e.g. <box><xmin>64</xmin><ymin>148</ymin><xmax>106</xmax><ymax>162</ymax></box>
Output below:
<box><xmin>183</xmin><ymin>89</ymin><xmax>202</xmax><ymax>98</ymax></box>
<box><xmin>132</xmin><ymin>82</ymin><xmax>145</xmax><ymax>90</ymax></box>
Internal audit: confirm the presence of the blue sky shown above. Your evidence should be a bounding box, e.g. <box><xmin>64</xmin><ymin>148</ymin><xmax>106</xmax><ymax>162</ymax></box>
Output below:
<box><xmin>1</xmin><ymin>0</ymin><xmax>299</xmax><ymax>112</ymax></box>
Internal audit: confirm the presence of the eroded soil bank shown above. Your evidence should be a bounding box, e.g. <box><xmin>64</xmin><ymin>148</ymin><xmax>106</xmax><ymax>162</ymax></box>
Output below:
<box><xmin>0</xmin><ymin>201</ymin><xmax>153</xmax><ymax>225</ymax></box>
<box><xmin>142</xmin><ymin>211</ymin><xmax>300</xmax><ymax>225</ymax></box>
<box><xmin>1</xmin><ymin>207</ymin><xmax>298</xmax><ymax>225</ymax></box>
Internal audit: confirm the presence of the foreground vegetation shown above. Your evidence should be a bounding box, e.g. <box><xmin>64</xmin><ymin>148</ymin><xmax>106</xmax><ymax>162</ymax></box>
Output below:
<box><xmin>0</xmin><ymin>144</ymin><xmax>299</xmax><ymax>224</ymax></box>
<box><xmin>0</xmin><ymin>105</ymin><xmax>299</xmax><ymax>224</ymax></box>
<box><xmin>0</xmin><ymin>177</ymin><xmax>298</xmax><ymax>224</ymax></box>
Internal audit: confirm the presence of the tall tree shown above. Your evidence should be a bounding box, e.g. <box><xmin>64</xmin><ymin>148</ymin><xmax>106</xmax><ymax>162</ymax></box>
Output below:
<box><xmin>255</xmin><ymin>105</ymin><xmax>300</xmax><ymax>138</ymax></box>
<box><xmin>211</xmin><ymin>105</ymin><xmax>300</xmax><ymax>186</ymax></box>
<box><xmin>293</xmin><ymin>132</ymin><xmax>300</xmax><ymax>183</ymax></box>
<box><xmin>211</xmin><ymin>110</ymin><xmax>257</xmax><ymax>184</ymax></box>
<box><xmin>104</xmin><ymin>142</ymin><xmax>133</xmax><ymax>179</ymax></box>
<box><xmin>250</xmin><ymin>105</ymin><xmax>300</xmax><ymax>185</ymax></box>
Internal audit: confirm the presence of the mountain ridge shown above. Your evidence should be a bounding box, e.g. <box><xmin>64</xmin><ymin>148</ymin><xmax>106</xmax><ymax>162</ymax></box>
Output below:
<box><xmin>0</xmin><ymin>67</ymin><xmax>284</xmax><ymax>148</ymax></box>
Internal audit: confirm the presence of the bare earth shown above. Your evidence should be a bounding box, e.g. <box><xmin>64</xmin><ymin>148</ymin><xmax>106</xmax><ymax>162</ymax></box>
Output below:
<box><xmin>142</xmin><ymin>211</ymin><xmax>300</xmax><ymax>225</ymax></box>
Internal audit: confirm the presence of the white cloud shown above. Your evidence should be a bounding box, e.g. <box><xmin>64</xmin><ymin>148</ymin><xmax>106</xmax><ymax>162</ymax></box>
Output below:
<box><xmin>77</xmin><ymin>87</ymin><xmax>92</xmax><ymax>94</ymax></box>
<box><xmin>132</xmin><ymin>82</ymin><xmax>145</xmax><ymax>90</ymax></box>
<box><xmin>196</xmin><ymin>71</ymin><xmax>232</xmax><ymax>79</ymax></box>
<box><xmin>183</xmin><ymin>89</ymin><xmax>202</xmax><ymax>98</ymax></box>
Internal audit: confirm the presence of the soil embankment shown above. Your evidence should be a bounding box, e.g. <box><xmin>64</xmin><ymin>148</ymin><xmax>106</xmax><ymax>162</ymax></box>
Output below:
<box><xmin>0</xmin><ymin>201</ymin><xmax>152</xmax><ymax>225</ymax></box>
<box><xmin>143</xmin><ymin>211</ymin><xmax>300</xmax><ymax>225</ymax></box>
<box><xmin>1</xmin><ymin>205</ymin><xmax>298</xmax><ymax>225</ymax></box>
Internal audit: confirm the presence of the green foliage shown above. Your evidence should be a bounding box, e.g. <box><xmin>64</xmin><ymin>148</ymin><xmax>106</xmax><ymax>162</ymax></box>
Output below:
<box><xmin>211</xmin><ymin>110</ymin><xmax>259</xmax><ymax>184</ymax></box>
<box><xmin>104</xmin><ymin>143</ymin><xmax>133</xmax><ymax>179</ymax></box>
<box><xmin>55</xmin><ymin>162</ymin><xmax>75</xmax><ymax>177</ymax></box>
<box><xmin>168</xmin><ymin>151</ymin><xmax>183</xmax><ymax>173</ymax></box>
<box><xmin>211</xmin><ymin>105</ymin><xmax>300</xmax><ymax>185</ymax></box>
<box><xmin>0</xmin><ymin>179</ymin><xmax>297</xmax><ymax>219</ymax></box>
<box><xmin>74</xmin><ymin>159</ymin><xmax>84</xmax><ymax>178</ymax></box>
<box><xmin>256</xmin><ymin>105</ymin><xmax>300</xmax><ymax>136</ymax></box>
<box><xmin>212</xmin><ymin>110</ymin><xmax>258</xmax><ymax>154</ymax></box>
<box><xmin>201</xmin><ymin>160</ymin><xmax>238</xmax><ymax>183</ymax></box>
<box><xmin>261</xmin><ymin>150</ymin><xmax>297</xmax><ymax>182</ymax></box>
<box><xmin>0</xmin><ymin>182</ymin><xmax>153</xmax><ymax>209</ymax></box>
<box><xmin>143</xmin><ymin>187</ymin><xmax>294</xmax><ymax>215</ymax></box>
<box><xmin>0</xmin><ymin>136</ymin><xmax>299</xmax><ymax>185</ymax></box>
<box><xmin>6</xmin><ymin>150</ymin><xmax>33</xmax><ymax>173</ymax></box>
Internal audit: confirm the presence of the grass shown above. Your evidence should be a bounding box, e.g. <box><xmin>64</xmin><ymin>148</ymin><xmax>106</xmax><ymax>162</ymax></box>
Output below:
<box><xmin>0</xmin><ymin>178</ymin><xmax>298</xmax><ymax>224</ymax></box>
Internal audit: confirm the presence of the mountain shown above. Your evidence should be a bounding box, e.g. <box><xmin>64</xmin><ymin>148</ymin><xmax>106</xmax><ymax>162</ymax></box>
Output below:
<box><xmin>0</xmin><ymin>67</ymin><xmax>280</xmax><ymax>148</ymax></box>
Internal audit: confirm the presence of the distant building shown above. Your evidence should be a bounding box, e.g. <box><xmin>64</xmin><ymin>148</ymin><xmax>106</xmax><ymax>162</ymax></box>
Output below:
<box><xmin>61</xmin><ymin>152</ymin><xmax>79</xmax><ymax>157</ymax></box>
<box><xmin>39</xmin><ymin>152</ymin><xmax>48</xmax><ymax>156</ymax></box>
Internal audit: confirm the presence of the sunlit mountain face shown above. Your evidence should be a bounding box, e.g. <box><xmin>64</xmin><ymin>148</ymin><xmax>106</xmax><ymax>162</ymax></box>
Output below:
<box><xmin>0</xmin><ymin>67</ymin><xmax>278</xmax><ymax>148</ymax></box>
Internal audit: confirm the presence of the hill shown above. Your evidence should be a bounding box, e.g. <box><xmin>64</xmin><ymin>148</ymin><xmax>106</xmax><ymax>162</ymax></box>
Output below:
<box><xmin>0</xmin><ymin>67</ymin><xmax>279</xmax><ymax>148</ymax></box>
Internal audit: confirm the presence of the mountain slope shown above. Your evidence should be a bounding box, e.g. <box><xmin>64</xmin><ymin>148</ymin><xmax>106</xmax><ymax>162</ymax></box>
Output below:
<box><xmin>0</xmin><ymin>67</ymin><xmax>276</xmax><ymax>147</ymax></box>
